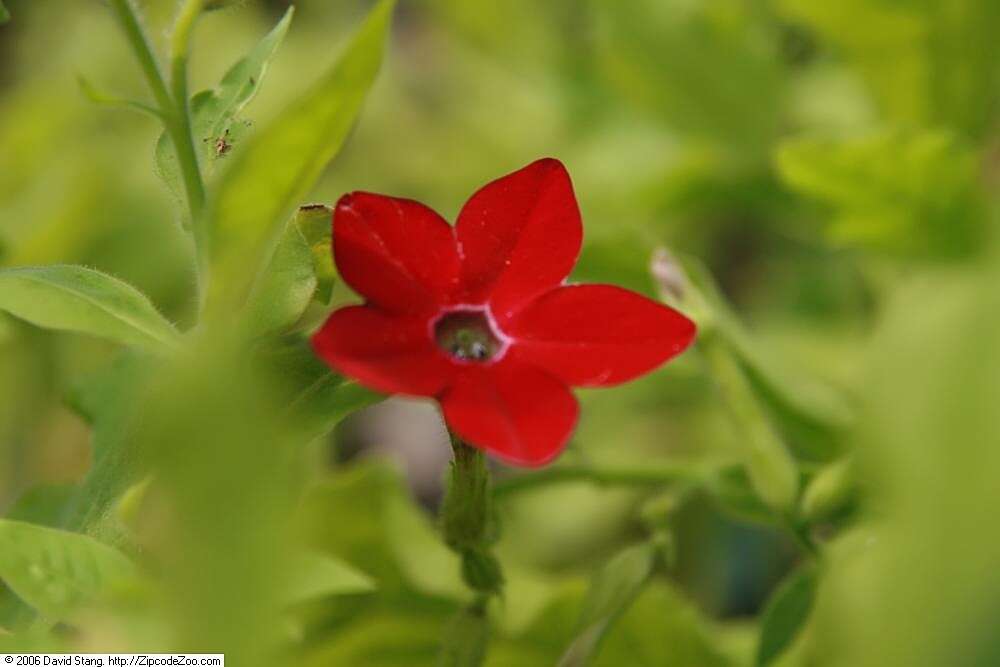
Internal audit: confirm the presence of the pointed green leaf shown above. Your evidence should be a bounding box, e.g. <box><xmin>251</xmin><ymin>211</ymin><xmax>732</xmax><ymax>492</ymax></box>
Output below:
<box><xmin>558</xmin><ymin>542</ymin><xmax>659</xmax><ymax>667</ymax></box>
<box><xmin>0</xmin><ymin>520</ymin><xmax>137</xmax><ymax>622</ymax></box>
<box><xmin>756</xmin><ymin>564</ymin><xmax>819</xmax><ymax>666</ymax></box>
<box><xmin>203</xmin><ymin>6</ymin><xmax>294</xmax><ymax>141</ymax></box>
<box><xmin>284</xmin><ymin>551</ymin><xmax>374</xmax><ymax>605</ymax></box>
<box><xmin>207</xmin><ymin>0</ymin><xmax>395</xmax><ymax>310</ymax></box>
<box><xmin>155</xmin><ymin>8</ymin><xmax>294</xmax><ymax>202</ymax></box>
<box><xmin>0</xmin><ymin>266</ymin><xmax>178</xmax><ymax>349</ymax></box>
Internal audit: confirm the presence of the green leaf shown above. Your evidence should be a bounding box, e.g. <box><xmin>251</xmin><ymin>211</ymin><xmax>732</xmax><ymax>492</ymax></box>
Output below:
<box><xmin>777</xmin><ymin>0</ymin><xmax>1000</xmax><ymax>137</ymax></box>
<box><xmin>0</xmin><ymin>520</ymin><xmax>137</xmax><ymax>622</ymax></box>
<box><xmin>440</xmin><ymin>603</ymin><xmax>490</xmax><ymax>667</ymax></box>
<box><xmin>62</xmin><ymin>352</ymin><xmax>157</xmax><ymax>539</ymax></box>
<box><xmin>297</xmin><ymin>462</ymin><xmax>462</xmax><ymax>597</ymax></box>
<box><xmin>0</xmin><ymin>265</ymin><xmax>178</xmax><ymax>349</ymax></box>
<box><xmin>243</xmin><ymin>204</ymin><xmax>335</xmax><ymax>337</ymax></box>
<box><xmin>244</xmin><ymin>215</ymin><xmax>316</xmax><ymax>337</ymax></box>
<box><xmin>155</xmin><ymin>9</ymin><xmax>293</xmax><ymax>203</ymax></box>
<box><xmin>284</xmin><ymin>551</ymin><xmax>375</xmax><ymax>605</ymax></box>
<box><xmin>703</xmin><ymin>464</ymin><xmax>775</xmax><ymax>526</ymax></box>
<box><xmin>76</xmin><ymin>75</ymin><xmax>163</xmax><ymax>118</ymax></box>
<box><xmin>681</xmin><ymin>256</ymin><xmax>853</xmax><ymax>462</ymax></box>
<box><xmin>558</xmin><ymin>542</ymin><xmax>659</xmax><ymax>667</ymax></box>
<box><xmin>592</xmin><ymin>0</ymin><xmax>782</xmax><ymax>156</ymax></box>
<box><xmin>0</xmin><ymin>1</ymin><xmax>9</xmax><ymax>24</ymax></box>
<box><xmin>199</xmin><ymin>6</ymin><xmax>294</xmax><ymax>147</ymax></box>
<box><xmin>4</xmin><ymin>486</ymin><xmax>76</xmax><ymax>529</ymax></box>
<box><xmin>264</xmin><ymin>337</ymin><xmax>382</xmax><ymax>442</ymax></box>
<box><xmin>756</xmin><ymin>564</ymin><xmax>819</xmax><ymax>666</ymax></box>
<box><xmin>776</xmin><ymin>129</ymin><xmax>986</xmax><ymax>260</ymax></box>
<box><xmin>206</xmin><ymin>0</ymin><xmax>395</xmax><ymax>310</ymax></box>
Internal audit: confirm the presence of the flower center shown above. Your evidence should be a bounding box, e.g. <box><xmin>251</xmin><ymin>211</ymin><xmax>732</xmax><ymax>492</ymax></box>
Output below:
<box><xmin>434</xmin><ymin>310</ymin><xmax>503</xmax><ymax>362</ymax></box>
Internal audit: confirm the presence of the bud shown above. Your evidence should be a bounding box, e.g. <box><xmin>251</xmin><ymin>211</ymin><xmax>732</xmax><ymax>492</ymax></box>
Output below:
<box><xmin>802</xmin><ymin>456</ymin><xmax>857</xmax><ymax>524</ymax></box>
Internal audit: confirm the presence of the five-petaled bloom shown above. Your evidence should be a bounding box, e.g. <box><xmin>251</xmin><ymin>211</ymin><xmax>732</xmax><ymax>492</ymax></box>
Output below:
<box><xmin>312</xmin><ymin>159</ymin><xmax>696</xmax><ymax>467</ymax></box>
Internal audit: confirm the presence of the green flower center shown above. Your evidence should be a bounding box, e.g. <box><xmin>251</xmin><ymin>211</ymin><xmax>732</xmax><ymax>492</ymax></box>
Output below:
<box><xmin>434</xmin><ymin>310</ymin><xmax>504</xmax><ymax>362</ymax></box>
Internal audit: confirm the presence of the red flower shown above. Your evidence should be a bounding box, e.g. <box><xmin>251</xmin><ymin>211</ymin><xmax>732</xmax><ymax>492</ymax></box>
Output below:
<box><xmin>312</xmin><ymin>159</ymin><xmax>696</xmax><ymax>467</ymax></box>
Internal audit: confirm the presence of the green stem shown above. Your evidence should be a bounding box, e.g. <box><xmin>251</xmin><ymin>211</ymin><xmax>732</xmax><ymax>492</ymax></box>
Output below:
<box><xmin>441</xmin><ymin>434</ymin><xmax>503</xmax><ymax>597</ymax></box>
<box><xmin>108</xmin><ymin>0</ymin><xmax>209</xmax><ymax>313</ymax></box>
<box><xmin>700</xmin><ymin>331</ymin><xmax>799</xmax><ymax>515</ymax></box>
<box><xmin>492</xmin><ymin>463</ymin><xmax>705</xmax><ymax>499</ymax></box>
<box><xmin>107</xmin><ymin>0</ymin><xmax>173</xmax><ymax>113</ymax></box>
<box><xmin>169</xmin><ymin>0</ymin><xmax>209</xmax><ymax>311</ymax></box>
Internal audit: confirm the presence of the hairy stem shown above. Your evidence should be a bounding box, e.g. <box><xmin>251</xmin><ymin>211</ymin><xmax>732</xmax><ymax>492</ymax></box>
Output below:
<box><xmin>169</xmin><ymin>0</ymin><xmax>209</xmax><ymax>311</ymax></box>
<box><xmin>441</xmin><ymin>434</ymin><xmax>504</xmax><ymax>598</ymax></box>
<box><xmin>108</xmin><ymin>0</ymin><xmax>209</xmax><ymax>314</ymax></box>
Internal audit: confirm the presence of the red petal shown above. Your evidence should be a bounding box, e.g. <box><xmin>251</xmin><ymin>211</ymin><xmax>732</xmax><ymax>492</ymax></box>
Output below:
<box><xmin>455</xmin><ymin>159</ymin><xmax>582</xmax><ymax>321</ymax></box>
<box><xmin>440</xmin><ymin>359</ymin><xmax>578</xmax><ymax>467</ymax></box>
<box><xmin>506</xmin><ymin>285</ymin><xmax>697</xmax><ymax>387</ymax></box>
<box><xmin>334</xmin><ymin>192</ymin><xmax>460</xmax><ymax>314</ymax></box>
<box><xmin>312</xmin><ymin>305</ymin><xmax>454</xmax><ymax>396</ymax></box>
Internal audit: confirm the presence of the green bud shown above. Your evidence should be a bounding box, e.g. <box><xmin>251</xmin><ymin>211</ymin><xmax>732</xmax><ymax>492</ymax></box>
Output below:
<box><xmin>802</xmin><ymin>456</ymin><xmax>857</xmax><ymax>524</ymax></box>
<box><xmin>460</xmin><ymin>549</ymin><xmax>504</xmax><ymax>595</ymax></box>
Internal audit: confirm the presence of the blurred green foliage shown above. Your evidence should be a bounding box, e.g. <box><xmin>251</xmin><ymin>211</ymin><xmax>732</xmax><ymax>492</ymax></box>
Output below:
<box><xmin>0</xmin><ymin>0</ymin><xmax>997</xmax><ymax>665</ymax></box>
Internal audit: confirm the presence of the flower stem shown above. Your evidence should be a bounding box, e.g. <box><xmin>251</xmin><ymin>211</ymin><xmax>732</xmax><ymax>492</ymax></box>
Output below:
<box><xmin>492</xmin><ymin>462</ymin><xmax>705</xmax><ymax>499</ymax></box>
<box><xmin>441</xmin><ymin>434</ymin><xmax>504</xmax><ymax>597</ymax></box>
<box><xmin>699</xmin><ymin>330</ymin><xmax>800</xmax><ymax>514</ymax></box>
<box><xmin>108</xmin><ymin>0</ymin><xmax>209</xmax><ymax>314</ymax></box>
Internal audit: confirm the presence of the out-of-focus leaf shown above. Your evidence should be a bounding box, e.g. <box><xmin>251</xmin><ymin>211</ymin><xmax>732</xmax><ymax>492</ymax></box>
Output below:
<box><xmin>776</xmin><ymin>129</ymin><xmax>985</xmax><ymax>260</ymax></box>
<box><xmin>594</xmin><ymin>583</ymin><xmax>733</xmax><ymax>667</ymax></box>
<box><xmin>704</xmin><ymin>464</ymin><xmax>775</xmax><ymax>526</ymax></box>
<box><xmin>440</xmin><ymin>602</ymin><xmax>490</xmax><ymax>667</ymax></box>
<box><xmin>4</xmin><ymin>486</ymin><xmax>75</xmax><ymax>528</ymax></box>
<box><xmin>207</xmin><ymin>0</ymin><xmax>395</xmax><ymax>310</ymax></box>
<box><xmin>303</xmin><ymin>612</ymin><xmax>445</xmax><ymax>667</ymax></box>
<box><xmin>244</xmin><ymin>216</ymin><xmax>315</xmax><ymax>338</ymax></box>
<box><xmin>0</xmin><ymin>1</ymin><xmax>9</xmax><ymax>24</ymax></box>
<box><xmin>0</xmin><ymin>520</ymin><xmax>136</xmax><ymax>622</ymax></box>
<box><xmin>284</xmin><ymin>551</ymin><xmax>375</xmax><ymax>605</ymax></box>
<box><xmin>0</xmin><ymin>266</ymin><xmax>178</xmax><ymax>349</ymax></box>
<box><xmin>62</xmin><ymin>352</ymin><xmax>157</xmax><ymax>539</ymax></box>
<box><xmin>777</xmin><ymin>0</ymin><xmax>1000</xmax><ymax>138</ymax></box>
<box><xmin>557</xmin><ymin>542</ymin><xmax>658</xmax><ymax>667</ymax></box>
<box><xmin>297</xmin><ymin>462</ymin><xmax>461</xmax><ymax>597</ymax></box>
<box><xmin>682</xmin><ymin>257</ymin><xmax>853</xmax><ymax>462</ymax></box>
<box><xmin>756</xmin><ymin>564</ymin><xmax>819</xmax><ymax>666</ymax></box>
<box><xmin>244</xmin><ymin>204</ymin><xmax>335</xmax><ymax>337</ymax></box>
<box><xmin>592</xmin><ymin>0</ymin><xmax>783</xmax><ymax>156</ymax></box>
<box><xmin>810</xmin><ymin>265</ymin><xmax>1000</xmax><ymax>666</ymax></box>
<box><xmin>266</xmin><ymin>338</ymin><xmax>382</xmax><ymax>442</ymax></box>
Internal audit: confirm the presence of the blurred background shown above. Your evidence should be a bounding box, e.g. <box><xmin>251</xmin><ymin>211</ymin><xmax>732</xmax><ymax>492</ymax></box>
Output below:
<box><xmin>1</xmin><ymin>0</ymin><xmax>998</xmax><ymax>665</ymax></box>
